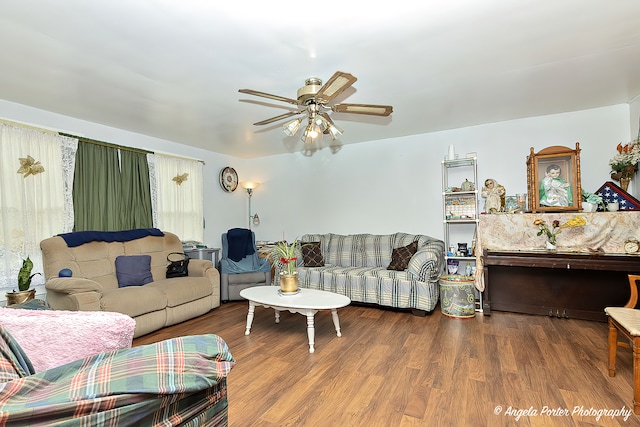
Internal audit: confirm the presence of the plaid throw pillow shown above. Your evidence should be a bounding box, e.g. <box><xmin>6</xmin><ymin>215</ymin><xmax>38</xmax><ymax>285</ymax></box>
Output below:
<box><xmin>301</xmin><ymin>242</ymin><xmax>324</xmax><ymax>267</ymax></box>
<box><xmin>387</xmin><ymin>241</ymin><xmax>418</xmax><ymax>271</ymax></box>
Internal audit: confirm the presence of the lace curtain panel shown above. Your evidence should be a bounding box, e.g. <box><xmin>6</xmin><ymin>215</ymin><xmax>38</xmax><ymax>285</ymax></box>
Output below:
<box><xmin>0</xmin><ymin>123</ymin><xmax>77</xmax><ymax>295</ymax></box>
<box><xmin>148</xmin><ymin>154</ymin><xmax>204</xmax><ymax>243</ymax></box>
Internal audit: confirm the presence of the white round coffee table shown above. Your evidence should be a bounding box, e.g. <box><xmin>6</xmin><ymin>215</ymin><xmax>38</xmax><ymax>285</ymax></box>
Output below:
<box><xmin>239</xmin><ymin>286</ymin><xmax>351</xmax><ymax>353</ymax></box>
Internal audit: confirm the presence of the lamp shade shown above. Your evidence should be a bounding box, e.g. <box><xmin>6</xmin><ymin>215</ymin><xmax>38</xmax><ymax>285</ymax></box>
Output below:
<box><xmin>283</xmin><ymin>118</ymin><xmax>303</xmax><ymax>137</ymax></box>
<box><xmin>240</xmin><ymin>181</ymin><xmax>260</xmax><ymax>190</ymax></box>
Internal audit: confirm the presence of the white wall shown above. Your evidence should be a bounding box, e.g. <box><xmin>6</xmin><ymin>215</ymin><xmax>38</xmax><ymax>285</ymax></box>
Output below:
<box><xmin>248</xmin><ymin>104</ymin><xmax>631</xmax><ymax>242</ymax></box>
<box><xmin>631</xmin><ymin>95</ymin><xmax>640</xmax><ymax>143</ymax></box>
<box><xmin>0</xmin><ymin>99</ymin><xmax>632</xmax><ymax>249</ymax></box>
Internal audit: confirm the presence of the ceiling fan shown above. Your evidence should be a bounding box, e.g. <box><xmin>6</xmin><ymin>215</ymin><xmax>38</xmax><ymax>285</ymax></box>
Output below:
<box><xmin>238</xmin><ymin>71</ymin><xmax>393</xmax><ymax>143</ymax></box>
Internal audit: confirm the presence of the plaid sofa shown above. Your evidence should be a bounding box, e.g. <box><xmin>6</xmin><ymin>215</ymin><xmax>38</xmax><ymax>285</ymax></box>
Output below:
<box><xmin>0</xmin><ymin>324</ymin><xmax>234</xmax><ymax>426</ymax></box>
<box><xmin>276</xmin><ymin>233</ymin><xmax>445</xmax><ymax>313</ymax></box>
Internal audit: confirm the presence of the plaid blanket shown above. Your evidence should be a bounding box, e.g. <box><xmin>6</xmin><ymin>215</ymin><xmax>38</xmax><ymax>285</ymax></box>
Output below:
<box><xmin>0</xmin><ymin>326</ymin><xmax>234</xmax><ymax>426</ymax></box>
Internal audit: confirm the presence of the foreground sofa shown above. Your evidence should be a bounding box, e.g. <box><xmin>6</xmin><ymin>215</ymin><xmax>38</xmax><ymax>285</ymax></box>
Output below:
<box><xmin>41</xmin><ymin>229</ymin><xmax>220</xmax><ymax>338</ymax></box>
<box><xmin>0</xmin><ymin>321</ymin><xmax>234</xmax><ymax>426</ymax></box>
<box><xmin>275</xmin><ymin>232</ymin><xmax>445</xmax><ymax>314</ymax></box>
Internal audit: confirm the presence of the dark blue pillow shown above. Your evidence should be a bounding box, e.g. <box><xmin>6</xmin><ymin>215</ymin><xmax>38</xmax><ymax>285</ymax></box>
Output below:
<box><xmin>115</xmin><ymin>255</ymin><xmax>153</xmax><ymax>288</ymax></box>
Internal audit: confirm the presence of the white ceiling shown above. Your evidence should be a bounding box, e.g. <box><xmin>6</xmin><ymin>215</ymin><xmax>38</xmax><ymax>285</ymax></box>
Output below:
<box><xmin>1</xmin><ymin>1</ymin><xmax>639</xmax><ymax>159</ymax></box>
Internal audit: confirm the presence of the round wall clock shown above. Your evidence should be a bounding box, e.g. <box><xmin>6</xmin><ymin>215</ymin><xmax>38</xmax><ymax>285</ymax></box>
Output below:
<box><xmin>219</xmin><ymin>167</ymin><xmax>238</xmax><ymax>192</ymax></box>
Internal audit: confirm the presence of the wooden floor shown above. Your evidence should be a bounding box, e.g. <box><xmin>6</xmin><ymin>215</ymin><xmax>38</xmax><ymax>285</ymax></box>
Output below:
<box><xmin>133</xmin><ymin>302</ymin><xmax>638</xmax><ymax>426</ymax></box>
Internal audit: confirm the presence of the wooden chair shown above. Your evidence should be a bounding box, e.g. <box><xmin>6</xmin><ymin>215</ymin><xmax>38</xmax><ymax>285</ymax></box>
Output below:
<box><xmin>605</xmin><ymin>274</ymin><xmax>640</xmax><ymax>415</ymax></box>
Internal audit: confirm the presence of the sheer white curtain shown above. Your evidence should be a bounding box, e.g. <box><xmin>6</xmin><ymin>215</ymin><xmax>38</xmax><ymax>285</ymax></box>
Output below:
<box><xmin>0</xmin><ymin>123</ymin><xmax>77</xmax><ymax>299</ymax></box>
<box><xmin>148</xmin><ymin>154</ymin><xmax>204</xmax><ymax>242</ymax></box>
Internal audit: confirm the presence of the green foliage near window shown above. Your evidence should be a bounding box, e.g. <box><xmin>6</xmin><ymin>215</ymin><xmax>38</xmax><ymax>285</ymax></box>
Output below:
<box><xmin>17</xmin><ymin>257</ymin><xmax>40</xmax><ymax>291</ymax></box>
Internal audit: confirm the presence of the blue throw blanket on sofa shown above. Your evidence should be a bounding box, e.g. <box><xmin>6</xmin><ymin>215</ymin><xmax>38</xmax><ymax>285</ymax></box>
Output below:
<box><xmin>58</xmin><ymin>228</ymin><xmax>165</xmax><ymax>247</ymax></box>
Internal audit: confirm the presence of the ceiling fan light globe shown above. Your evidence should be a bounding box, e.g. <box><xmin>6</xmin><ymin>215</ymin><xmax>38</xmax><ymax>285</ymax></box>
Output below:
<box><xmin>301</xmin><ymin>122</ymin><xmax>321</xmax><ymax>143</ymax></box>
<box><xmin>316</xmin><ymin>115</ymin><xmax>334</xmax><ymax>135</ymax></box>
<box><xmin>301</xmin><ymin>132</ymin><xmax>315</xmax><ymax>144</ymax></box>
<box><xmin>328</xmin><ymin>124</ymin><xmax>343</xmax><ymax>140</ymax></box>
<box><xmin>318</xmin><ymin>112</ymin><xmax>343</xmax><ymax>140</ymax></box>
<box><xmin>282</xmin><ymin>118</ymin><xmax>303</xmax><ymax>137</ymax></box>
<box><xmin>310</xmin><ymin>122</ymin><xmax>322</xmax><ymax>138</ymax></box>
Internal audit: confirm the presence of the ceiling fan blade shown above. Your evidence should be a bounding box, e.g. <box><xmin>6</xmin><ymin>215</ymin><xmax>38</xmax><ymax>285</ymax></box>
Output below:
<box><xmin>238</xmin><ymin>89</ymin><xmax>299</xmax><ymax>106</ymax></box>
<box><xmin>331</xmin><ymin>103</ymin><xmax>393</xmax><ymax>116</ymax></box>
<box><xmin>316</xmin><ymin>71</ymin><xmax>357</xmax><ymax>104</ymax></box>
<box><xmin>253</xmin><ymin>111</ymin><xmax>302</xmax><ymax>126</ymax></box>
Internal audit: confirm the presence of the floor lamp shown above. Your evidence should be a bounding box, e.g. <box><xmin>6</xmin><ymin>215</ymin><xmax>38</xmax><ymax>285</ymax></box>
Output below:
<box><xmin>240</xmin><ymin>181</ymin><xmax>260</xmax><ymax>229</ymax></box>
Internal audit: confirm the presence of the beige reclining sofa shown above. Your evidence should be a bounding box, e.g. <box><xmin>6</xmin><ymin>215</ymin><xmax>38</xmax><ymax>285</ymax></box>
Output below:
<box><xmin>41</xmin><ymin>229</ymin><xmax>220</xmax><ymax>338</ymax></box>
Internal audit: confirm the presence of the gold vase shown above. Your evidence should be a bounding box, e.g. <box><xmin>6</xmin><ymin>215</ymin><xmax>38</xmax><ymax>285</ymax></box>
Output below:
<box><xmin>6</xmin><ymin>289</ymin><xmax>36</xmax><ymax>305</ymax></box>
<box><xmin>620</xmin><ymin>177</ymin><xmax>631</xmax><ymax>192</ymax></box>
<box><xmin>280</xmin><ymin>273</ymin><xmax>298</xmax><ymax>293</ymax></box>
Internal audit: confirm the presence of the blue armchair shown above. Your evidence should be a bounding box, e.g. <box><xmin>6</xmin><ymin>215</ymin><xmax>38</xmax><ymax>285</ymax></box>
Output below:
<box><xmin>220</xmin><ymin>228</ymin><xmax>271</xmax><ymax>301</ymax></box>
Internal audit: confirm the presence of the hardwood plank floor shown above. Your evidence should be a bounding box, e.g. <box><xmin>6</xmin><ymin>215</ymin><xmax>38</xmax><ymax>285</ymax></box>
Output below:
<box><xmin>133</xmin><ymin>303</ymin><xmax>638</xmax><ymax>426</ymax></box>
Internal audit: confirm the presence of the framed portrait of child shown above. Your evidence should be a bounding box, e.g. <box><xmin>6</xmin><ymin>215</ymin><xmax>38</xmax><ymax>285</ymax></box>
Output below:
<box><xmin>527</xmin><ymin>143</ymin><xmax>582</xmax><ymax>213</ymax></box>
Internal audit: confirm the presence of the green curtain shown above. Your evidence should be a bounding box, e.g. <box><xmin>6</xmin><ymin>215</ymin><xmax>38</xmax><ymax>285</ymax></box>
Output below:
<box><xmin>73</xmin><ymin>142</ymin><xmax>122</xmax><ymax>231</ymax></box>
<box><xmin>72</xmin><ymin>141</ymin><xmax>153</xmax><ymax>231</ymax></box>
<box><xmin>119</xmin><ymin>150</ymin><xmax>153</xmax><ymax>229</ymax></box>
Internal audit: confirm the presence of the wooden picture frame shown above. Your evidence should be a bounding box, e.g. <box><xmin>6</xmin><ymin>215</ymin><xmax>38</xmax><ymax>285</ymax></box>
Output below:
<box><xmin>527</xmin><ymin>143</ymin><xmax>581</xmax><ymax>213</ymax></box>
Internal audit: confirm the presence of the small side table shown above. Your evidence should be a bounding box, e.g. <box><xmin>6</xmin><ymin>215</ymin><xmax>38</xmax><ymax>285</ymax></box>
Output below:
<box><xmin>257</xmin><ymin>245</ymin><xmax>275</xmax><ymax>281</ymax></box>
<box><xmin>184</xmin><ymin>248</ymin><xmax>221</xmax><ymax>267</ymax></box>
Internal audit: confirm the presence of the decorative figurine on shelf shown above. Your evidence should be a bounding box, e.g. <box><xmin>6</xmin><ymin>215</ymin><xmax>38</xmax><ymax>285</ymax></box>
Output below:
<box><xmin>481</xmin><ymin>178</ymin><xmax>505</xmax><ymax>213</ymax></box>
<box><xmin>460</xmin><ymin>179</ymin><xmax>475</xmax><ymax>191</ymax></box>
<box><xmin>447</xmin><ymin>259</ymin><xmax>459</xmax><ymax>274</ymax></box>
<box><xmin>539</xmin><ymin>164</ymin><xmax>572</xmax><ymax>207</ymax></box>
<box><xmin>457</xmin><ymin>243</ymin><xmax>468</xmax><ymax>257</ymax></box>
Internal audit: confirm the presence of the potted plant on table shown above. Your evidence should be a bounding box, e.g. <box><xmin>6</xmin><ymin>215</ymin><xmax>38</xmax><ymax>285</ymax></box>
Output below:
<box><xmin>581</xmin><ymin>190</ymin><xmax>605</xmax><ymax>212</ymax></box>
<box><xmin>6</xmin><ymin>256</ymin><xmax>40</xmax><ymax>305</ymax></box>
<box><xmin>272</xmin><ymin>240</ymin><xmax>299</xmax><ymax>293</ymax></box>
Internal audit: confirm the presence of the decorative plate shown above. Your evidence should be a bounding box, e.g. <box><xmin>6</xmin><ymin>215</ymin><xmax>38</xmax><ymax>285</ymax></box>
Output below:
<box><xmin>219</xmin><ymin>167</ymin><xmax>238</xmax><ymax>192</ymax></box>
